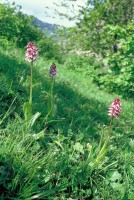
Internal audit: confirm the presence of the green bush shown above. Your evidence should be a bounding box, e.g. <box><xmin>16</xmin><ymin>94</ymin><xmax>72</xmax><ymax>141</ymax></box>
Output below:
<box><xmin>93</xmin><ymin>21</ymin><xmax>134</xmax><ymax>98</ymax></box>
<box><xmin>64</xmin><ymin>54</ymin><xmax>98</xmax><ymax>77</ymax></box>
<box><xmin>37</xmin><ymin>36</ymin><xmax>63</xmax><ymax>63</ymax></box>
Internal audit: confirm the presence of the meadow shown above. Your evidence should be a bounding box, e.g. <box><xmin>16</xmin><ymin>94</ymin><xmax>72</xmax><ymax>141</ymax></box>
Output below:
<box><xmin>0</xmin><ymin>1</ymin><xmax>134</xmax><ymax>199</ymax></box>
<box><xmin>0</xmin><ymin>42</ymin><xmax>134</xmax><ymax>199</ymax></box>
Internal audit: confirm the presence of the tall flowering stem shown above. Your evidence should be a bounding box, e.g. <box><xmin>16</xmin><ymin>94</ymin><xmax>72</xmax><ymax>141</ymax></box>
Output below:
<box><xmin>48</xmin><ymin>63</ymin><xmax>57</xmax><ymax>117</ymax></box>
<box><xmin>50</xmin><ymin>77</ymin><xmax>55</xmax><ymax>111</ymax></box>
<box><xmin>29</xmin><ymin>62</ymin><xmax>33</xmax><ymax>104</ymax></box>
<box><xmin>23</xmin><ymin>42</ymin><xmax>38</xmax><ymax>127</ymax></box>
<box><xmin>25</xmin><ymin>42</ymin><xmax>38</xmax><ymax>105</ymax></box>
<box><xmin>95</xmin><ymin>98</ymin><xmax>121</xmax><ymax>164</ymax></box>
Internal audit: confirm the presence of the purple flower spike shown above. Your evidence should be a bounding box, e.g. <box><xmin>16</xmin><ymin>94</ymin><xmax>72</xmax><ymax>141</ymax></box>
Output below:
<box><xmin>49</xmin><ymin>63</ymin><xmax>57</xmax><ymax>78</ymax></box>
<box><xmin>108</xmin><ymin>98</ymin><xmax>121</xmax><ymax>118</ymax></box>
<box><xmin>25</xmin><ymin>42</ymin><xmax>38</xmax><ymax>63</ymax></box>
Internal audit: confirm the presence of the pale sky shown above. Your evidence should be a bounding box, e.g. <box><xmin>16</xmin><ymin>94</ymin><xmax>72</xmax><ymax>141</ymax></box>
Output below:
<box><xmin>1</xmin><ymin>0</ymin><xmax>87</xmax><ymax>27</ymax></box>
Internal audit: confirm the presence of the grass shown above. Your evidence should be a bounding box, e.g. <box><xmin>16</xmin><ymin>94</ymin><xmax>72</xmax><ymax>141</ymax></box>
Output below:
<box><xmin>0</xmin><ymin>44</ymin><xmax>134</xmax><ymax>199</ymax></box>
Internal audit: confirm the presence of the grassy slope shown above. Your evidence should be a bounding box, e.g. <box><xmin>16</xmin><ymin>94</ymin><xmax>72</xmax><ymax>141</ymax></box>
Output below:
<box><xmin>0</xmin><ymin>45</ymin><xmax>134</xmax><ymax>199</ymax></box>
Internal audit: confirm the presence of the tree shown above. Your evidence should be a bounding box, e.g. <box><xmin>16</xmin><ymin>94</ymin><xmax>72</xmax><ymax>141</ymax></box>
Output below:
<box><xmin>0</xmin><ymin>2</ymin><xmax>42</xmax><ymax>47</ymax></box>
<box><xmin>65</xmin><ymin>0</ymin><xmax>134</xmax><ymax>55</ymax></box>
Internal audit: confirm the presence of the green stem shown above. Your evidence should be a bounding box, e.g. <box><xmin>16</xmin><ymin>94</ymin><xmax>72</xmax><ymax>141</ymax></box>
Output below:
<box><xmin>43</xmin><ymin>78</ymin><xmax>55</xmax><ymax>123</ymax></box>
<box><xmin>50</xmin><ymin>78</ymin><xmax>55</xmax><ymax>111</ymax></box>
<box><xmin>29</xmin><ymin>62</ymin><xmax>33</xmax><ymax>105</ymax></box>
<box><xmin>96</xmin><ymin>117</ymin><xmax>113</xmax><ymax>163</ymax></box>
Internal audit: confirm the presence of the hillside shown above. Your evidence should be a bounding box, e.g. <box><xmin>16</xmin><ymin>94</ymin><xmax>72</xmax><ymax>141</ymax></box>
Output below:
<box><xmin>33</xmin><ymin>17</ymin><xmax>58</xmax><ymax>35</ymax></box>
<box><xmin>0</xmin><ymin>1</ymin><xmax>134</xmax><ymax>199</ymax></box>
<box><xmin>0</xmin><ymin>44</ymin><xmax>134</xmax><ymax>199</ymax></box>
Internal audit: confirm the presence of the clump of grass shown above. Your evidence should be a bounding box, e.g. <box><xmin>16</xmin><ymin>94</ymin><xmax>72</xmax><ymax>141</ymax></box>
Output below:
<box><xmin>1</xmin><ymin>105</ymin><xmax>132</xmax><ymax>200</ymax></box>
<box><xmin>0</xmin><ymin>122</ymin><xmax>41</xmax><ymax>199</ymax></box>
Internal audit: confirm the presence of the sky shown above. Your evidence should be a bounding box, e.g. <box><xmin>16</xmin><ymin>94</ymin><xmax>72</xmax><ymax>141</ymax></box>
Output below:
<box><xmin>1</xmin><ymin>0</ymin><xmax>87</xmax><ymax>27</ymax></box>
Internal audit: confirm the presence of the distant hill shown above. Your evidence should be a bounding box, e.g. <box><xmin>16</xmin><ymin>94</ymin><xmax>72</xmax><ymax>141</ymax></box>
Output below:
<box><xmin>33</xmin><ymin>18</ymin><xmax>58</xmax><ymax>35</ymax></box>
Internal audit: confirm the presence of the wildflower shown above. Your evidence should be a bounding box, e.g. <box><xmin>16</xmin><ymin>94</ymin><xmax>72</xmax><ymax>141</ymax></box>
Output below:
<box><xmin>49</xmin><ymin>63</ymin><xmax>57</xmax><ymax>78</ymax></box>
<box><xmin>25</xmin><ymin>42</ymin><xmax>38</xmax><ymax>62</ymax></box>
<box><xmin>108</xmin><ymin>98</ymin><xmax>121</xmax><ymax>118</ymax></box>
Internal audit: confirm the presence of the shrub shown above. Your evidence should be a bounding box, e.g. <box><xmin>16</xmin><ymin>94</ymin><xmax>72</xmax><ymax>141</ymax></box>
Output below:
<box><xmin>64</xmin><ymin>54</ymin><xmax>98</xmax><ymax>77</ymax></box>
<box><xmin>93</xmin><ymin>21</ymin><xmax>134</xmax><ymax>98</ymax></box>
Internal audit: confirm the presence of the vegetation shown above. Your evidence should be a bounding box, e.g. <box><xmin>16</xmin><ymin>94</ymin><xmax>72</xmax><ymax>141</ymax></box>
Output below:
<box><xmin>0</xmin><ymin>1</ymin><xmax>134</xmax><ymax>199</ymax></box>
<box><xmin>64</xmin><ymin>0</ymin><xmax>134</xmax><ymax>98</ymax></box>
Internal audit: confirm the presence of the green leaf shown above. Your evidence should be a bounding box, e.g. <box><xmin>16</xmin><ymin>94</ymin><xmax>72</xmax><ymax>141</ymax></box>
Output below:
<box><xmin>29</xmin><ymin>112</ymin><xmax>41</xmax><ymax>128</ymax></box>
<box><xmin>73</xmin><ymin>142</ymin><xmax>84</xmax><ymax>154</ymax></box>
<box><xmin>129</xmin><ymin>165</ymin><xmax>134</xmax><ymax>177</ymax></box>
<box><xmin>110</xmin><ymin>182</ymin><xmax>125</xmax><ymax>199</ymax></box>
<box><xmin>23</xmin><ymin>102</ymin><xmax>32</xmax><ymax>125</ymax></box>
<box><xmin>107</xmin><ymin>170</ymin><xmax>122</xmax><ymax>182</ymax></box>
<box><xmin>14</xmin><ymin>112</ymin><xmax>23</xmax><ymax>123</ymax></box>
<box><xmin>32</xmin><ymin>130</ymin><xmax>45</xmax><ymax>140</ymax></box>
